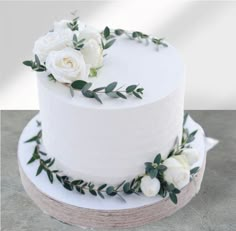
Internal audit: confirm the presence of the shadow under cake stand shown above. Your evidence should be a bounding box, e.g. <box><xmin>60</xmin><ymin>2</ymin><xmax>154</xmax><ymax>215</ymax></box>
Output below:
<box><xmin>18</xmin><ymin>114</ymin><xmax>207</xmax><ymax>229</ymax></box>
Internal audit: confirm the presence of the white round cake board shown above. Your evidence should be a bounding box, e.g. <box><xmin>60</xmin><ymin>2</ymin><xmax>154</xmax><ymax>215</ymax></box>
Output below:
<box><xmin>18</xmin><ymin>114</ymin><xmax>207</xmax><ymax>228</ymax></box>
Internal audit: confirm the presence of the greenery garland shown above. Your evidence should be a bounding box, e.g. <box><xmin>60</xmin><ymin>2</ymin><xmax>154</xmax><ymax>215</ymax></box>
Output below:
<box><xmin>24</xmin><ymin>114</ymin><xmax>199</xmax><ymax>204</ymax></box>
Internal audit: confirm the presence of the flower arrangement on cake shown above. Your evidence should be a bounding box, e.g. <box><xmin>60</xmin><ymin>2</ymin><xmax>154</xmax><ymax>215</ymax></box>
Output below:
<box><xmin>23</xmin><ymin>16</ymin><xmax>167</xmax><ymax>104</ymax></box>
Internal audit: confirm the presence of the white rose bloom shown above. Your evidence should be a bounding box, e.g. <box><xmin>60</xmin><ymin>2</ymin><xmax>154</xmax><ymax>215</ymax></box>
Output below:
<box><xmin>45</xmin><ymin>47</ymin><xmax>88</xmax><ymax>83</ymax></box>
<box><xmin>79</xmin><ymin>26</ymin><xmax>103</xmax><ymax>68</ymax></box>
<box><xmin>181</xmin><ymin>148</ymin><xmax>199</xmax><ymax>167</ymax></box>
<box><xmin>81</xmin><ymin>39</ymin><xmax>103</xmax><ymax>68</ymax></box>
<box><xmin>163</xmin><ymin>156</ymin><xmax>190</xmax><ymax>190</ymax></box>
<box><xmin>79</xmin><ymin>26</ymin><xmax>102</xmax><ymax>44</ymax></box>
<box><xmin>140</xmin><ymin>175</ymin><xmax>160</xmax><ymax>197</ymax></box>
<box><xmin>54</xmin><ymin>19</ymin><xmax>71</xmax><ymax>31</ymax></box>
<box><xmin>33</xmin><ymin>29</ymin><xmax>74</xmax><ymax>63</ymax></box>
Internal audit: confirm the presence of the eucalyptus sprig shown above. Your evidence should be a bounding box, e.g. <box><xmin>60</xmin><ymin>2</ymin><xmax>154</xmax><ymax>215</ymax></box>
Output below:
<box><xmin>101</xmin><ymin>26</ymin><xmax>168</xmax><ymax>51</ymax></box>
<box><xmin>73</xmin><ymin>35</ymin><xmax>85</xmax><ymax>50</ymax></box>
<box><xmin>70</xmin><ymin>80</ymin><xmax>144</xmax><ymax>104</ymax></box>
<box><xmin>102</xmin><ymin>26</ymin><xmax>116</xmax><ymax>50</ymax></box>
<box><xmin>67</xmin><ymin>16</ymin><xmax>79</xmax><ymax>31</ymax></box>
<box><xmin>23</xmin><ymin>55</ymin><xmax>46</xmax><ymax>72</ymax></box>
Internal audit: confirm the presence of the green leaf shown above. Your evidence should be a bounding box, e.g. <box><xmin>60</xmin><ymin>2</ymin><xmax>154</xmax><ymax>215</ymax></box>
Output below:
<box><xmin>183</xmin><ymin>113</ymin><xmax>189</xmax><ymax>126</ymax></box>
<box><xmin>82</xmin><ymin>82</ymin><xmax>92</xmax><ymax>93</ymax></box>
<box><xmin>104</xmin><ymin>39</ymin><xmax>116</xmax><ymax>49</ymax></box>
<box><xmin>63</xmin><ymin>182</ymin><xmax>73</xmax><ymax>191</ymax></box>
<box><xmin>47</xmin><ymin>158</ymin><xmax>55</xmax><ymax>167</ymax></box>
<box><xmin>103</xmin><ymin>26</ymin><xmax>110</xmax><ymax>39</ymax></box>
<box><xmin>190</xmin><ymin>167</ymin><xmax>200</xmax><ymax>175</ymax></box>
<box><xmin>93</xmin><ymin>87</ymin><xmax>105</xmax><ymax>92</ymax></box>
<box><xmin>97</xmin><ymin>190</ymin><xmax>105</xmax><ymax>199</ymax></box>
<box><xmin>27</xmin><ymin>156</ymin><xmax>36</xmax><ymax>165</ymax></box>
<box><xmin>173</xmin><ymin>188</ymin><xmax>181</xmax><ymax>194</ymax></box>
<box><xmin>93</xmin><ymin>92</ymin><xmax>103</xmax><ymax>104</ymax></box>
<box><xmin>44</xmin><ymin>158</ymin><xmax>51</xmax><ymax>164</ymax></box>
<box><xmin>73</xmin><ymin>34</ymin><xmax>78</xmax><ymax>44</ymax></box>
<box><xmin>116</xmin><ymin>91</ymin><xmax>127</xmax><ymax>99</ymax></box>
<box><xmin>47</xmin><ymin>170</ymin><xmax>53</xmax><ymax>183</ymax></box>
<box><xmin>187</xmin><ymin>130</ymin><xmax>198</xmax><ymax>143</ymax></box>
<box><xmin>82</xmin><ymin>90</ymin><xmax>94</xmax><ymax>98</ymax></box>
<box><xmin>35</xmin><ymin>54</ymin><xmax>40</xmax><ymax>66</ymax></box>
<box><xmin>167</xmin><ymin>184</ymin><xmax>175</xmax><ymax>192</ymax></box>
<box><xmin>114</xmin><ymin>29</ymin><xmax>124</xmax><ymax>36</ymax></box>
<box><xmin>76</xmin><ymin>186</ymin><xmax>85</xmax><ymax>194</ymax></box>
<box><xmin>169</xmin><ymin>192</ymin><xmax>177</xmax><ymax>204</ymax></box>
<box><xmin>132</xmin><ymin>32</ymin><xmax>139</xmax><ymax>38</ymax></box>
<box><xmin>136</xmin><ymin>88</ymin><xmax>144</xmax><ymax>94</ymax></box>
<box><xmin>148</xmin><ymin>168</ymin><xmax>158</xmax><ymax>178</ymax></box>
<box><xmin>77</xmin><ymin>38</ymin><xmax>86</xmax><ymax>44</ymax></box>
<box><xmin>39</xmin><ymin>150</ymin><xmax>47</xmax><ymax>156</ymax></box>
<box><xmin>106</xmin><ymin>186</ymin><xmax>117</xmax><ymax>196</ymax></box>
<box><xmin>98</xmin><ymin>184</ymin><xmax>107</xmax><ymax>191</ymax></box>
<box><xmin>36</xmin><ymin>164</ymin><xmax>44</xmax><ymax>176</ymax></box>
<box><xmin>106</xmin><ymin>92</ymin><xmax>119</xmax><ymax>98</ymax></box>
<box><xmin>24</xmin><ymin>135</ymin><xmax>39</xmax><ymax>143</ymax></box>
<box><xmin>105</xmin><ymin>82</ymin><xmax>117</xmax><ymax>93</ymax></box>
<box><xmin>158</xmin><ymin>165</ymin><xmax>167</xmax><ymax>172</ymax></box>
<box><xmin>89</xmin><ymin>189</ymin><xmax>97</xmax><ymax>196</ymax></box>
<box><xmin>71</xmin><ymin>180</ymin><xmax>84</xmax><ymax>185</ymax></box>
<box><xmin>126</xmin><ymin>85</ymin><xmax>137</xmax><ymax>93</ymax></box>
<box><xmin>71</xmin><ymin>80</ymin><xmax>87</xmax><ymax>90</ymax></box>
<box><xmin>23</xmin><ymin>60</ymin><xmax>33</xmax><ymax>67</ymax></box>
<box><xmin>123</xmin><ymin>182</ymin><xmax>131</xmax><ymax>194</ymax></box>
<box><xmin>154</xmin><ymin>154</ymin><xmax>161</xmax><ymax>164</ymax></box>
<box><xmin>56</xmin><ymin>175</ymin><xmax>62</xmax><ymax>183</ymax></box>
<box><xmin>133</xmin><ymin>91</ymin><xmax>142</xmax><ymax>99</ymax></box>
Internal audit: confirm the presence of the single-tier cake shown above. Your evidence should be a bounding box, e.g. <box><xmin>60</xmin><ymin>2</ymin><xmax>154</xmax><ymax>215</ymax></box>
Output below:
<box><xmin>21</xmin><ymin>17</ymin><xmax>211</xmax><ymax>226</ymax></box>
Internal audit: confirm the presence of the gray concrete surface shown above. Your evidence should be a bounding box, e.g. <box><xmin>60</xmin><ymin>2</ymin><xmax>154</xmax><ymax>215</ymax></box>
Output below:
<box><xmin>1</xmin><ymin>111</ymin><xmax>236</xmax><ymax>231</ymax></box>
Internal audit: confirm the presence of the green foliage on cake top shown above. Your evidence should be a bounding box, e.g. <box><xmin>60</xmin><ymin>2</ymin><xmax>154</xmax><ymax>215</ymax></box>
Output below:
<box><xmin>23</xmin><ymin>15</ymin><xmax>170</xmax><ymax>104</ymax></box>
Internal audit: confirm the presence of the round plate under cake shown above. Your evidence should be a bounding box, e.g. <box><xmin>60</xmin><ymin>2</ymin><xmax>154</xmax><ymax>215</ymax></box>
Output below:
<box><xmin>18</xmin><ymin>114</ymin><xmax>207</xmax><ymax>229</ymax></box>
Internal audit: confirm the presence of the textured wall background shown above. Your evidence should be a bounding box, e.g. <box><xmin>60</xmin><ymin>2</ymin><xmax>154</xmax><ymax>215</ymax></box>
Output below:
<box><xmin>1</xmin><ymin>1</ymin><xmax>236</xmax><ymax>109</ymax></box>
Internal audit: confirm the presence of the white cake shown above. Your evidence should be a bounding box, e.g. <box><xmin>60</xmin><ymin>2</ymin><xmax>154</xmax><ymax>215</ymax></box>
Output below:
<box><xmin>37</xmin><ymin>36</ymin><xmax>185</xmax><ymax>185</ymax></box>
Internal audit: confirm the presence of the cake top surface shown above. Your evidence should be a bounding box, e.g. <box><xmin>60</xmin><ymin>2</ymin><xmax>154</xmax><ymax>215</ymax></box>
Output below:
<box><xmin>23</xmin><ymin>18</ymin><xmax>185</xmax><ymax>109</ymax></box>
<box><xmin>38</xmin><ymin>36</ymin><xmax>184</xmax><ymax>109</ymax></box>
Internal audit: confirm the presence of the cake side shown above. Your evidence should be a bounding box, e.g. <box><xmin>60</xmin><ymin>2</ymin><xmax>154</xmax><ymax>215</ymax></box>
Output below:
<box><xmin>38</xmin><ymin>77</ymin><xmax>185</xmax><ymax>185</ymax></box>
<box><xmin>37</xmin><ymin>34</ymin><xmax>185</xmax><ymax>185</ymax></box>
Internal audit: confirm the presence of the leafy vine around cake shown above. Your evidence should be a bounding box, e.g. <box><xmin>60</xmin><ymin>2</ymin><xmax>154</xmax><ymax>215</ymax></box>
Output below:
<box><xmin>24</xmin><ymin>113</ymin><xmax>200</xmax><ymax>204</ymax></box>
<box><xmin>23</xmin><ymin>15</ymin><xmax>168</xmax><ymax>104</ymax></box>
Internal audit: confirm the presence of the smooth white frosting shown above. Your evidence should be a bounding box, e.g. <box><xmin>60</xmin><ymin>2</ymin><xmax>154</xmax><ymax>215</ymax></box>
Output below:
<box><xmin>37</xmin><ymin>37</ymin><xmax>185</xmax><ymax>185</ymax></box>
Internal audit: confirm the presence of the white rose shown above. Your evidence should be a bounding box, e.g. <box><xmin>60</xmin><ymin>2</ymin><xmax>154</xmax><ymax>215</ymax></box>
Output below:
<box><xmin>163</xmin><ymin>155</ymin><xmax>190</xmax><ymax>190</ymax></box>
<box><xmin>79</xmin><ymin>26</ymin><xmax>102</xmax><ymax>44</ymax></box>
<box><xmin>45</xmin><ymin>47</ymin><xmax>88</xmax><ymax>83</ymax></box>
<box><xmin>33</xmin><ymin>29</ymin><xmax>74</xmax><ymax>63</ymax></box>
<box><xmin>181</xmin><ymin>148</ymin><xmax>199</xmax><ymax>167</ymax></box>
<box><xmin>81</xmin><ymin>39</ymin><xmax>103</xmax><ymax>68</ymax></box>
<box><xmin>79</xmin><ymin>26</ymin><xmax>103</xmax><ymax>68</ymax></box>
<box><xmin>140</xmin><ymin>175</ymin><xmax>160</xmax><ymax>197</ymax></box>
<box><xmin>54</xmin><ymin>19</ymin><xmax>71</xmax><ymax>31</ymax></box>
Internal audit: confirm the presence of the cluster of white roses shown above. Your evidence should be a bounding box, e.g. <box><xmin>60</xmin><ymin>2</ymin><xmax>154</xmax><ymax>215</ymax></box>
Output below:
<box><xmin>140</xmin><ymin>148</ymin><xmax>199</xmax><ymax>197</ymax></box>
<box><xmin>33</xmin><ymin>19</ymin><xmax>103</xmax><ymax>83</ymax></box>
